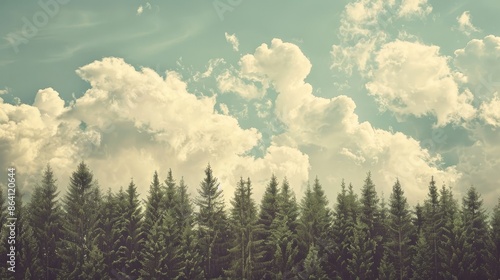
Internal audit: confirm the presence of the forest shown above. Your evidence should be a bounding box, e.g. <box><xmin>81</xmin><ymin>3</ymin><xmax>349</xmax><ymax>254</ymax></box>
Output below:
<box><xmin>0</xmin><ymin>161</ymin><xmax>499</xmax><ymax>280</ymax></box>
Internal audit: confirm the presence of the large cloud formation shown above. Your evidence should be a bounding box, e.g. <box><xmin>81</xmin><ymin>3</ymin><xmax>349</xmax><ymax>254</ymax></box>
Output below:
<box><xmin>0</xmin><ymin>58</ymin><xmax>309</xmax><ymax>202</ymax></box>
<box><xmin>226</xmin><ymin>38</ymin><xmax>460</xmax><ymax>205</ymax></box>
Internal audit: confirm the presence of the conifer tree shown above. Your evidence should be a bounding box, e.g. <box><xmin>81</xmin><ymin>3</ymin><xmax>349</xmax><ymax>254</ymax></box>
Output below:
<box><xmin>347</xmin><ymin>221</ymin><xmax>376</xmax><ymax>280</ymax></box>
<box><xmin>227</xmin><ymin>177</ymin><xmax>261</xmax><ymax>279</ymax></box>
<box><xmin>113</xmin><ymin>180</ymin><xmax>143</xmax><ymax>279</ymax></box>
<box><xmin>195</xmin><ymin>164</ymin><xmax>230</xmax><ymax>279</ymax></box>
<box><xmin>28</xmin><ymin>164</ymin><xmax>62</xmax><ymax>280</ymax></box>
<box><xmin>422</xmin><ymin>176</ymin><xmax>440</xmax><ymax>280</ymax></box>
<box><xmin>257</xmin><ymin>174</ymin><xmax>280</xmax><ymax>279</ymax></box>
<box><xmin>97</xmin><ymin>189</ymin><xmax>119</xmax><ymax>278</ymax></box>
<box><xmin>18</xmin><ymin>197</ymin><xmax>43</xmax><ymax>279</ymax></box>
<box><xmin>358</xmin><ymin>172</ymin><xmax>383</xmax><ymax>279</ymax></box>
<box><xmin>437</xmin><ymin>185</ymin><xmax>460</xmax><ymax>279</ymax></box>
<box><xmin>301</xmin><ymin>244</ymin><xmax>328</xmax><ymax>280</ymax></box>
<box><xmin>142</xmin><ymin>171</ymin><xmax>164</xmax><ymax>235</ymax></box>
<box><xmin>385</xmin><ymin>179</ymin><xmax>413</xmax><ymax>280</ymax></box>
<box><xmin>270</xmin><ymin>212</ymin><xmax>299</xmax><ymax>279</ymax></box>
<box><xmin>410</xmin><ymin>231</ymin><xmax>432</xmax><ymax>280</ymax></box>
<box><xmin>458</xmin><ymin>186</ymin><xmax>492</xmax><ymax>280</ymax></box>
<box><xmin>491</xmin><ymin>197</ymin><xmax>500</xmax><ymax>280</ymax></box>
<box><xmin>330</xmin><ymin>180</ymin><xmax>357</xmax><ymax>279</ymax></box>
<box><xmin>58</xmin><ymin>162</ymin><xmax>101</xmax><ymax>280</ymax></box>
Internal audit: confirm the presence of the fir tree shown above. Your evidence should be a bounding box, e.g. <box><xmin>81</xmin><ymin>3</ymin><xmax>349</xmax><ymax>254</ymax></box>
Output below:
<box><xmin>347</xmin><ymin>221</ymin><xmax>376</xmax><ymax>280</ymax></box>
<box><xmin>58</xmin><ymin>162</ymin><xmax>102</xmax><ymax>280</ymax></box>
<box><xmin>257</xmin><ymin>174</ymin><xmax>281</xmax><ymax>279</ymax></box>
<box><xmin>27</xmin><ymin>164</ymin><xmax>63</xmax><ymax>280</ymax></box>
<box><xmin>226</xmin><ymin>177</ymin><xmax>261</xmax><ymax>279</ymax></box>
<box><xmin>437</xmin><ymin>185</ymin><xmax>460</xmax><ymax>280</ymax></box>
<box><xmin>422</xmin><ymin>176</ymin><xmax>441</xmax><ymax>280</ymax></box>
<box><xmin>270</xmin><ymin>212</ymin><xmax>299</xmax><ymax>279</ymax></box>
<box><xmin>491</xmin><ymin>197</ymin><xmax>500</xmax><ymax>280</ymax></box>
<box><xmin>385</xmin><ymin>179</ymin><xmax>413</xmax><ymax>280</ymax></box>
<box><xmin>300</xmin><ymin>244</ymin><xmax>328</xmax><ymax>280</ymax></box>
<box><xmin>410</xmin><ymin>231</ymin><xmax>432</xmax><ymax>280</ymax></box>
<box><xmin>458</xmin><ymin>186</ymin><xmax>492</xmax><ymax>280</ymax></box>
<box><xmin>195</xmin><ymin>164</ymin><xmax>230</xmax><ymax>279</ymax></box>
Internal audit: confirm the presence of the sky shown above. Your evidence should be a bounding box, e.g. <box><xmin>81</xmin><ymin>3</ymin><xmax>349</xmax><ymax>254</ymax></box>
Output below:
<box><xmin>1</xmin><ymin>0</ymin><xmax>499</xmax><ymax>210</ymax></box>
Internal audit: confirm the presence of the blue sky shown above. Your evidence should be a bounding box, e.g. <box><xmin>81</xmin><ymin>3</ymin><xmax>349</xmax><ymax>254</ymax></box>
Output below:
<box><xmin>1</xmin><ymin>0</ymin><xmax>500</xmax><ymax>209</ymax></box>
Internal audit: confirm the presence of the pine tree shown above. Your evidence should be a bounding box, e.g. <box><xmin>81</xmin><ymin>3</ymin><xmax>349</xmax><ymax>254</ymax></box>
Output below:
<box><xmin>176</xmin><ymin>177</ymin><xmax>204</xmax><ymax>280</ymax></box>
<box><xmin>58</xmin><ymin>162</ymin><xmax>102</xmax><ymax>280</ymax></box>
<box><xmin>330</xmin><ymin>180</ymin><xmax>358</xmax><ymax>280</ymax></box>
<box><xmin>257</xmin><ymin>174</ymin><xmax>280</xmax><ymax>279</ymax></box>
<box><xmin>358</xmin><ymin>172</ymin><xmax>382</xmax><ymax>279</ymax></box>
<box><xmin>81</xmin><ymin>239</ymin><xmax>106</xmax><ymax>279</ymax></box>
<box><xmin>195</xmin><ymin>164</ymin><xmax>230</xmax><ymax>279</ymax></box>
<box><xmin>300</xmin><ymin>244</ymin><xmax>328</xmax><ymax>280</ymax></box>
<box><xmin>410</xmin><ymin>231</ymin><xmax>432</xmax><ymax>280</ymax></box>
<box><xmin>491</xmin><ymin>197</ymin><xmax>500</xmax><ymax>280</ymax></box>
<box><xmin>19</xmin><ymin>208</ymin><xmax>43</xmax><ymax>279</ymax></box>
<box><xmin>98</xmin><ymin>189</ymin><xmax>119</xmax><ymax>278</ymax></box>
<box><xmin>226</xmin><ymin>177</ymin><xmax>261</xmax><ymax>279</ymax></box>
<box><xmin>385</xmin><ymin>179</ymin><xmax>413</xmax><ymax>280</ymax></box>
<box><xmin>347</xmin><ymin>221</ymin><xmax>376</xmax><ymax>280</ymax></box>
<box><xmin>458</xmin><ymin>186</ymin><xmax>492</xmax><ymax>280</ymax></box>
<box><xmin>113</xmin><ymin>180</ymin><xmax>144</xmax><ymax>279</ymax></box>
<box><xmin>142</xmin><ymin>171</ymin><xmax>164</xmax><ymax>235</ymax></box>
<box><xmin>422</xmin><ymin>176</ymin><xmax>441</xmax><ymax>280</ymax></box>
<box><xmin>270</xmin><ymin>212</ymin><xmax>299</xmax><ymax>279</ymax></box>
<box><xmin>437</xmin><ymin>185</ymin><xmax>460</xmax><ymax>280</ymax></box>
<box><xmin>28</xmin><ymin>164</ymin><xmax>63</xmax><ymax>280</ymax></box>
<box><xmin>139</xmin><ymin>218</ymin><xmax>171</xmax><ymax>279</ymax></box>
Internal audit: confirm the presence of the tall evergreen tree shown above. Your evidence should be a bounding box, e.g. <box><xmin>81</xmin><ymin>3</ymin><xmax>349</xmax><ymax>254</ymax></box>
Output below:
<box><xmin>458</xmin><ymin>186</ymin><xmax>492</xmax><ymax>280</ymax></box>
<box><xmin>28</xmin><ymin>164</ymin><xmax>62</xmax><ymax>280</ymax></box>
<box><xmin>300</xmin><ymin>244</ymin><xmax>328</xmax><ymax>280</ymax></box>
<box><xmin>491</xmin><ymin>197</ymin><xmax>500</xmax><ymax>280</ymax></box>
<box><xmin>357</xmin><ymin>172</ymin><xmax>383</xmax><ymax>279</ymax></box>
<box><xmin>257</xmin><ymin>174</ymin><xmax>281</xmax><ymax>279</ymax></box>
<box><xmin>113</xmin><ymin>180</ymin><xmax>143</xmax><ymax>279</ymax></box>
<box><xmin>437</xmin><ymin>185</ymin><xmax>460</xmax><ymax>280</ymax></box>
<box><xmin>195</xmin><ymin>164</ymin><xmax>230</xmax><ymax>279</ymax></box>
<box><xmin>226</xmin><ymin>177</ymin><xmax>261</xmax><ymax>279</ymax></box>
<box><xmin>97</xmin><ymin>189</ymin><xmax>120</xmax><ymax>278</ymax></box>
<box><xmin>347</xmin><ymin>221</ymin><xmax>376</xmax><ymax>280</ymax></box>
<box><xmin>58</xmin><ymin>162</ymin><xmax>102</xmax><ymax>280</ymax></box>
<box><xmin>142</xmin><ymin>171</ymin><xmax>164</xmax><ymax>235</ymax></box>
<box><xmin>422</xmin><ymin>176</ymin><xmax>441</xmax><ymax>280</ymax></box>
<box><xmin>330</xmin><ymin>180</ymin><xmax>358</xmax><ymax>280</ymax></box>
<box><xmin>385</xmin><ymin>179</ymin><xmax>413</xmax><ymax>280</ymax></box>
<box><xmin>410</xmin><ymin>231</ymin><xmax>432</xmax><ymax>280</ymax></box>
<box><xmin>270</xmin><ymin>212</ymin><xmax>299</xmax><ymax>279</ymax></box>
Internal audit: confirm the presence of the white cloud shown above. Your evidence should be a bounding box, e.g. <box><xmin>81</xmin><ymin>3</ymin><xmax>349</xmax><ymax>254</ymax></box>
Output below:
<box><xmin>457</xmin><ymin>11</ymin><xmax>480</xmax><ymax>36</ymax></box>
<box><xmin>217</xmin><ymin>70</ymin><xmax>267</xmax><ymax>99</ymax></box>
<box><xmin>480</xmin><ymin>94</ymin><xmax>500</xmax><ymax>127</ymax></box>
<box><xmin>238</xmin><ymin>38</ymin><xmax>460</xmax><ymax>205</ymax></box>
<box><xmin>136</xmin><ymin>5</ymin><xmax>143</xmax><ymax>15</ymax></box>
<box><xmin>398</xmin><ymin>0</ymin><xmax>432</xmax><ymax>18</ymax></box>
<box><xmin>0</xmin><ymin>88</ymin><xmax>8</xmax><ymax>95</ymax></box>
<box><xmin>366</xmin><ymin>40</ymin><xmax>476</xmax><ymax>126</ymax></box>
<box><xmin>0</xmin><ymin>57</ymin><xmax>309</xmax><ymax>204</ymax></box>
<box><xmin>219</xmin><ymin>103</ymin><xmax>229</xmax><ymax>115</ymax></box>
<box><xmin>225</xmin><ymin>32</ymin><xmax>239</xmax><ymax>52</ymax></box>
<box><xmin>454</xmin><ymin>35</ymin><xmax>500</xmax><ymax>99</ymax></box>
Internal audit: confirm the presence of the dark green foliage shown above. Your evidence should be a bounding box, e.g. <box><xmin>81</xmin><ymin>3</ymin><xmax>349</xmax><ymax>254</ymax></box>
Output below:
<box><xmin>437</xmin><ymin>185</ymin><xmax>460</xmax><ymax>280</ymax></box>
<box><xmin>385</xmin><ymin>179</ymin><xmax>413</xmax><ymax>280</ymax></box>
<box><xmin>58</xmin><ymin>162</ymin><xmax>102</xmax><ymax>280</ymax></box>
<box><xmin>491</xmin><ymin>198</ymin><xmax>500</xmax><ymax>280</ymax></box>
<box><xmin>410</xmin><ymin>231</ymin><xmax>432</xmax><ymax>280</ymax></box>
<box><xmin>28</xmin><ymin>165</ymin><xmax>63</xmax><ymax>280</ymax></box>
<box><xmin>422</xmin><ymin>176</ymin><xmax>441</xmax><ymax>280</ymax></box>
<box><xmin>301</xmin><ymin>244</ymin><xmax>328</xmax><ymax>280</ymax></box>
<box><xmin>457</xmin><ymin>186</ymin><xmax>492</xmax><ymax>280</ymax></box>
<box><xmin>195</xmin><ymin>164</ymin><xmax>230</xmax><ymax>279</ymax></box>
<box><xmin>270</xmin><ymin>212</ymin><xmax>299</xmax><ymax>279</ymax></box>
<box><xmin>347</xmin><ymin>221</ymin><xmax>376</xmax><ymax>280</ymax></box>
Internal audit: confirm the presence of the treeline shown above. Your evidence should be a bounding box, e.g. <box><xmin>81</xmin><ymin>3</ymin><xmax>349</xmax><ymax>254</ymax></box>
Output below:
<box><xmin>0</xmin><ymin>161</ymin><xmax>499</xmax><ymax>280</ymax></box>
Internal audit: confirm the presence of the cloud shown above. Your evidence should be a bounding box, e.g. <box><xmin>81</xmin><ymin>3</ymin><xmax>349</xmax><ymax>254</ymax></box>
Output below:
<box><xmin>225</xmin><ymin>32</ymin><xmax>239</xmax><ymax>52</ymax></box>
<box><xmin>0</xmin><ymin>88</ymin><xmax>8</xmax><ymax>95</ymax></box>
<box><xmin>398</xmin><ymin>0</ymin><xmax>432</xmax><ymax>18</ymax></box>
<box><xmin>454</xmin><ymin>35</ymin><xmax>500</xmax><ymax>99</ymax></box>
<box><xmin>137</xmin><ymin>6</ymin><xmax>143</xmax><ymax>15</ymax></box>
<box><xmin>0</xmin><ymin>57</ymin><xmax>309</xmax><ymax>204</ymax></box>
<box><xmin>366</xmin><ymin>40</ymin><xmax>476</xmax><ymax>126</ymax></box>
<box><xmin>238</xmin><ymin>38</ymin><xmax>460</xmax><ymax>205</ymax></box>
<box><xmin>219</xmin><ymin>103</ymin><xmax>229</xmax><ymax>115</ymax></box>
<box><xmin>480</xmin><ymin>94</ymin><xmax>500</xmax><ymax>127</ymax></box>
<box><xmin>217</xmin><ymin>70</ymin><xmax>267</xmax><ymax>99</ymax></box>
<box><xmin>457</xmin><ymin>11</ymin><xmax>480</xmax><ymax>36</ymax></box>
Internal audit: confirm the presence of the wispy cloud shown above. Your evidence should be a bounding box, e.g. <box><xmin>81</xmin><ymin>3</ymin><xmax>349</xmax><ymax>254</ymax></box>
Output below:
<box><xmin>137</xmin><ymin>2</ymin><xmax>152</xmax><ymax>16</ymax></box>
<box><xmin>225</xmin><ymin>32</ymin><xmax>239</xmax><ymax>51</ymax></box>
<box><xmin>457</xmin><ymin>11</ymin><xmax>480</xmax><ymax>35</ymax></box>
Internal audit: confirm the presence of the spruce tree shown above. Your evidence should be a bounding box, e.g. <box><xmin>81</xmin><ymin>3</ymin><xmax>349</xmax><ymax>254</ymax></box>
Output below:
<box><xmin>18</xmin><ymin>195</ymin><xmax>43</xmax><ymax>279</ymax></box>
<box><xmin>195</xmin><ymin>164</ymin><xmax>230</xmax><ymax>279</ymax></box>
<box><xmin>330</xmin><ymin>180</ymin><xmax>357</xmax><ymax>280</ymax></box>
<box><xmin>270</xmin><ymin>212</ymin><xmax>299</xmax><ymax>279</ymax></box>
<box><xmin>28</xmin><ymin>164</ymin><xmax>62</xmax><ymax>280</ymax></box>
<box><xmin>98</xmin><ymin>189</ymin><xmax>119</xmax><ymax>278</ymax></box>
<box><xmin>410</xmin><ymin>231</ymin><xmax>432</xmax><ymax>280</ymax></box>
<box><xmin>358</xmin><ymin>172</ymin><xmax>382</xmax><ymax>279</ymax></box>
<box><xmin>491</xmin><ymin>197</ymin><xmax>500</xmax><ymax>280</ymax></box>
<box><xmin>257</xmin><ymin>174</ymin><xmax>280</xmax><ymax>279</ymax></box>
<box><xmin>437</xmin><ymin>185</ymin><xmax>460</xmax><ymax>280</ymax></box>
<box><xmin>347</xmin><ymin>221</ymin><xmax>376</xmax><ymax>280</ymax></box>
<box><xmin>58</xmin><ymin>162</ymin><xmax>102</xmax><ymax>280</ymax></box>
<box><xmin>458</xmin><ymin>186</ymin><xmax>492</xmax><ymax>280</ymax></box>
<box><xmin>227</xmin><ymin>177</ymin><xmax>261</xmax><ymax>279</ymax></box>
<box><xmin>113</xmin><ymin>180</ymin><xmax>143</xmax><ymax>279</ymax></box>
<box><xmin>385</xmin><ymin>179</ymin><xmax>413</xmax><ymax>280</ymax></box>
<box><xmin>300</xmin><ymin>244</ymin><xmax>328</xmax><ymax>280</ymax></box>
<box><xmin>422</xmin><ymin>176</ymin><xmax>441</xmax><ymax>280</ymax></box>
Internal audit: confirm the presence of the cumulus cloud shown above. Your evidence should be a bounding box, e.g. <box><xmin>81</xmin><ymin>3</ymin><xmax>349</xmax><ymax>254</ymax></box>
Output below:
<box><xmin>480</xmin><ymin>94</ymin><xmax>500</xmax><ymax>127</ymax></box>
<box><xmin>457</xmin><ymin>11</ymin><xmax>480</xmax><ymax>36</ymax></box>
<box><xmin>217</xmin><ymin>70</ymin><xmax>267</xmax><ymax>99</ymax></box>
<box><xmin>366</xmin><ymin>40</ymin><xmax>476</xmax><ymax>126</ymax></box>
<box><xmin>331</xmin><ymin>0</ymin><xmax>432</xmax><ymax>76</ymax></box>
<box><xmin>136</xmin><ymin>6</ymin><xmax>143</xmax><ymax>15</ymax></box>
<box><xmin>0</xmin><ymin>57</ymin><xmax>309</xmax><ymax>203</ymax></box>
<box><xmin>238</xmin><ymin>38</ymin><xmax>459</xmax><ymax>205</ymax></box>
<box><xmin>225</xmin><ymin>32</ymin><xmax>239</xmax><ymax>52</ymax></box>
<box><xmin>454</xmin><ymin>35</ymin><xmax>500</xmax><ymax>99</ymax></box>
